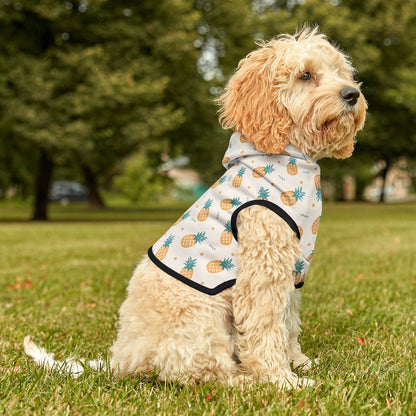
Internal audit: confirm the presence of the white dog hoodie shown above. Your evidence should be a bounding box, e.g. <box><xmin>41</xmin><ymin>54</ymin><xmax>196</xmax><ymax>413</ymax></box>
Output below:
<box><xmin>149</xmin><ymin>132</ymin><xmax>322</xmax><ymax>295</ymax></box>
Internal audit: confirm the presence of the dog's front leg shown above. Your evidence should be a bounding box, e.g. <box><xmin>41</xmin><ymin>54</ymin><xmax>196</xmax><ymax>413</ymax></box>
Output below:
<box><xmin>285</xmin><ymin>289</ymin><xmax>316</xmax><ymax>373</ymax></box>
<box><xmin>232</xmin><ymin>205</ymin><xmax>313</xmax><ymax>388</ymax></box>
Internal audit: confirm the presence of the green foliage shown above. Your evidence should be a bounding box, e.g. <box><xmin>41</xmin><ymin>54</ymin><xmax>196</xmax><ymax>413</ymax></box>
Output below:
<box><xmin>1</xmin><ymin>0</ymin><xmax>416</xmax><ymax>205</ymax></box>
<box><xmin>114</xmin><ymin>153</ymin><xmax>171</xmax><ymax>203</ymax></box>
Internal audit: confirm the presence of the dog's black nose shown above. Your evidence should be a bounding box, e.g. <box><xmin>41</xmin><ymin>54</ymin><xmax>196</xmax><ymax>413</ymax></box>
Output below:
<box><xmin>340</xmin><ymin>87</ymin><xmax>360</xmax><ymax>106</ymax></box>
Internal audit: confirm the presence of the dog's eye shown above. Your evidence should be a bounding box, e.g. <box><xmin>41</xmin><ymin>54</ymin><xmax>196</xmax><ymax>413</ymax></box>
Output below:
<box><xmin>299</xmin><ymin>72</ymin><xmax>312</xmax><ymax>81</ymax></box>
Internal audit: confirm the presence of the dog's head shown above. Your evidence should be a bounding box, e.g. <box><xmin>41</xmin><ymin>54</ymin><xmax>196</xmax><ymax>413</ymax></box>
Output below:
<box><xmin>218</xmin><ymin>27</ymin><xmax>367</xmax><ymax>160</ymax></box>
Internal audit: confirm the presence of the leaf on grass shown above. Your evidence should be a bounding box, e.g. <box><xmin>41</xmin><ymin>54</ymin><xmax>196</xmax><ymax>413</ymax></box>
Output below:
<box><xmin>346</xmin><ymin>308</ymin><xmax>353</xmax><ymax>316</ymax></box>
<box><xmin>355</xmin><ymin>337</ymin><xmax>365</xmax><ymax>346</ymax></box>
<box><xmin>85</xmin><ymin>302</ymin><xmax>97</xmax><ymax>309</ymax></box>
<box><xmin>354</xmin><ymin>274</ymin><xmax>364</xmax><ymax>281</ymax></box>
<box><xmin>0</xmin><ymin>365</ymin><xmax>20</xmax><ymax>374</ymax></box>
<box><xmin>6</xmin><ymin>280</ymin><xmax>33</xmax><ymax>290</ymax></box>
<box><xmin>204</xmin><ymin>390</ymin><xmax>213</xmax><ymax>402</ymax></box>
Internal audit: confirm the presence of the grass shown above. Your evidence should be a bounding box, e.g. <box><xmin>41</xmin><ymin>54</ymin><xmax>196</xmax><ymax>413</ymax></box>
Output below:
<box><xmin>0</xmin><ymin>201</ymin><xmax>415</xmax><ymax>415</ymax></box>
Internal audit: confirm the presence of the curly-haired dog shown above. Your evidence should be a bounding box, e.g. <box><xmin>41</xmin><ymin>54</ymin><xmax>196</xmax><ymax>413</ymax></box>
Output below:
<box><xmin>25</xmin><ymin>28</ymin><xmax>366</xmax><ymax>388</ymax></box>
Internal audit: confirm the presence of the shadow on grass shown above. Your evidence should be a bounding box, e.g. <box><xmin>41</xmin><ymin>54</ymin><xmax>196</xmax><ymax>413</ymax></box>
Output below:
<box><xmin>0</xmin><ymin>201</ymin><xmax>192</xmax><ymax>223</ymax></box>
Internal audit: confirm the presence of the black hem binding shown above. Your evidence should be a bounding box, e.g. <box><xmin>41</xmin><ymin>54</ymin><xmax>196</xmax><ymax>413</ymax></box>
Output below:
<box><xmin>230</xmin><ymin>200</ymin><xmax>301</xmax><ymax>242</ymax></box>
<box><xmin>148</xmin><ymin>247</ymin><xmax>236</xmax><ymax>296</ymax></box>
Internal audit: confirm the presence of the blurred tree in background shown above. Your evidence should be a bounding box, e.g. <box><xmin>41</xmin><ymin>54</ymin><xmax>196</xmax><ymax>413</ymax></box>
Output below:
<box><xmin>0</xmin><ymin>0</ymin><xmax>415</xmax><ymax>219</ymax></box>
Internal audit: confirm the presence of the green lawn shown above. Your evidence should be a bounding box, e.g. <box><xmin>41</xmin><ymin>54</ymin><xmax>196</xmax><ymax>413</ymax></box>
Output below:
<box><xmin>1</xmin><ymin>202</ymin><xmax>415</xmax><ymax>415</ymax></box>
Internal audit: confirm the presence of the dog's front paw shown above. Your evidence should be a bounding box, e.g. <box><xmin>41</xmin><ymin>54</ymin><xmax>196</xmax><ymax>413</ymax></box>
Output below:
<box><xmin>293</xmin><ymin>355</ymin><xmax>319</xmax><ymax>373</ymax></box>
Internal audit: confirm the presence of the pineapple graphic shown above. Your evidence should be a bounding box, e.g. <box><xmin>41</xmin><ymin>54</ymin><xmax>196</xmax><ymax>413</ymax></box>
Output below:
<box><xmin>280</xmin><ymin>187</ymin><xmax>305</xmax><ymax>206</ymax></box>
<box><xmin>206</xmin><ymin>258</ymin><xmax>235</xmax><ymax>274</ymax></box>
<box><xmin>212</xmin><ymin>176</ymin><xmax>227</xmax><ymax>189</ymax></box>
<box><xmin>222</xmin><ymin>157</ymin><xmax>230</xmax><ymax>165</ymax></box>
<box><xmin>312</xmin><ymin>216</ymin><xmax>321</xmax><ymax>235</ymax></box>
<box><xmin>256</xmin><ymin>186</ymin><xmax>270</xmax><ymax>200</ymax></box>
<box><xmin>232</xmin><ymin>167</ymin><xmax>246</xmax><ymax>188</ymax></box>
<box><xmin>173</xmin><ymin>210</ymin><xmax>191</xmax><ymax>226</ymax></box>
<box><xmin>252</xmin><ymin>164</ymin><xmax>275</xmax><ymax>178</ymax></box>
<box><xmin>220</xmin><ymin>221</ymin><xmax>233</xmax><ymax>245</ymax></box>
<box><xmin>314</xmin><ymin>175</ymin><xmax>322</xmax><ymax>201</ymax></box>
<box><xmin>181</xmin><ymin>232</ymin><xmax>207</xmax><ymax>248</ymax></box>
<box><xmin>298</xmin><ymin>225</ymin><xmax>303</xmax><ymax>238</ymax></box>
<box><xmin>306</xmin><ymin>251</ymin><xmax>314</xmax><ymax>262</ymax></box>
<box><xmin>197</xmin><ymin>198</ymin><xmax>213</xmax><ymax>221</ymax></box>
<box><xmin>180</xmin><ymin>257</ymin><xmax>197</xmax><ymax>279</ymax></box>
<box><xmin>293</xmin><ymin>259</ymin><xmax>305</xmax><ymax>284</ymax></box>
<box><xmin>220</xmin><ymin>197</ymin><xmax>242</xmax><ymax>210</ymax></box>
<box><xmin>287</xmin><ymin>157</ymin><xmax>298</xmax><ymax>175</ymax></box>
<box><xmin>155</xmin><ymin>235</ymin><xmax>174</xmax><ymax>261</ymax></box>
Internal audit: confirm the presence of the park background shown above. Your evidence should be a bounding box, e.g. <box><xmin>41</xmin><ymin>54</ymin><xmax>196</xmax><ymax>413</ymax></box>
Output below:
<box><xmin>0</xmin><ymin>1</ymin><xmax>416</xmax><ymax>415</ymax></box>
<box><xmin>1</xmin><ymin>0</ymin><xmax>416</xmax><ymax>218</ymax></box>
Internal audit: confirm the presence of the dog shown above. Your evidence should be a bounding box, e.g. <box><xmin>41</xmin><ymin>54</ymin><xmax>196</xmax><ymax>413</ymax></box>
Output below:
<box><xmin>25</xmin><ymin>27</ymin><xmax>366</xmax><ymax>388</ymax></box>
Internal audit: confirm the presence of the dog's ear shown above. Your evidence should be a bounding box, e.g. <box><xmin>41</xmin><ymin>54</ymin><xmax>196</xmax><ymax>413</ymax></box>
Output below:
<box><xmin>218</xmin><ymin>45</ymin><xmax>292</xmax><ymax>154</ymax></box>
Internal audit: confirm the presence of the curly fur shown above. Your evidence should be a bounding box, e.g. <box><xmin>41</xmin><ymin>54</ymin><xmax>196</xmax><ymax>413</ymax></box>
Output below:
<box><xmin>25</xmin><ymin>27</ymin><xmax>366</xmax><ymax>389</ymax></box>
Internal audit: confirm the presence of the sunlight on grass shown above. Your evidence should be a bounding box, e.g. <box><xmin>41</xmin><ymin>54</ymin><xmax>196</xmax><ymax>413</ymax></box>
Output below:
<box><xmin>0</xmin><ymin>202</ymin><xmax>415</xmax><ymax>415</ymax></box>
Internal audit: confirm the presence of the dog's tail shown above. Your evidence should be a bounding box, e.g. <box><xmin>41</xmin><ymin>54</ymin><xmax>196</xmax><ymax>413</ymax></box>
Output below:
<box><xmin>23</xmin><ymin>336</ymin><xmax>106</xmax><ymax>378</ymax></box>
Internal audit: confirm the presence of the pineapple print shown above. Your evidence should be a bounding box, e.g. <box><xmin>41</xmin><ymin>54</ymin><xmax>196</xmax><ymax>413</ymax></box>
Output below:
<box><xmin>180</xmin><ymin>257</ymin><xmax>197</xmax><ymax>279</ymax></box>
<box><xmin>206</xmin><ymin>258</ymin><xmax>235</xmax><ymax>274</ymax></box>
<box><xmin>314</xmin><ymin>175</ymin><xmax>322</xmax><ymax>201</ymax></box>
<box><xmin>306</xmin><ymin>251</ymin><xmax>314</xmax><ymax>262</ymax></box>
<box><xmin>256</xmin><ymin>186</ymin><xmax>270</xmax><ymax>200</ymax></box>
<box><xmin>197</xmin><ymin>198</ymin><xmax>213</xmax><ymax>221</ymax></box>
<box><xmin>155</xmin><ymin>235</ymin><xmax>174</xmax><ymax>261</ymax></box>
<box><xmin>312</xmin><ymin>216</ymin><xmax>321</xmax><ymax>235</ymax></box>
<box><xmin>298</xmin><ymin>225</ymin><xmax>303</xmax><ymax>238</ymax></box>
<box><xmin>293</xmin><ymin>259</ymin><xmax>305</xmax><ymax>284</ymax></box>
<box><xmin>181</xmin><ymin>232</ymin><xmax>207</xmax><ymax>248</ymax></box>
<box><xmin>287</xmin><ymin>157</ymin><xmax>298</xmax><ymax>175</ymax></box>
<box><xmin>220</xmin><ymin>221</ymin><xmax>233</xmax><ymax>245</ymax></box>
<box><xmin>280</xmin><ymin>187</ymin><xmax>305</xmax><ymax>206</ymax></box>
<box><xmin>212</xmin><ymin>176</ymin><xmax>226</xmax><ymax>189</ymax></box>
<box><xmin>252</xmin><ymin>164</ymin><xmax>275</xmax><ymax>178</ymax></box>
<box><xmin>220</xmin><ymin>197</ymin><xmax>242</xmax><ymax>210</ymax></box>
<box><xmin>232</xmin><ymin>167</ymin><xmax>246</xmax><ymax>188</ymax></box>
<box><xmin>222</xmin><ymin>157</ymin><xmax>230</xmax><ymax>165</ymax></box>
<box><xmin>173</xmin><ymin>210</ymin><xmax>190</xmax><ymax>226</ymax></box>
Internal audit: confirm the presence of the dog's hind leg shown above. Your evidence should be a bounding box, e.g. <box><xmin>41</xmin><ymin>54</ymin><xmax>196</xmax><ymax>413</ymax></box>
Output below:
<box><xmin>110</xmin><ymin>258</ymin><xmax>241</xmax><ymax>384</ymax></box>
<box><xmin>231</xmin><ymin>205</ymin><xmax>314</xmax><ymax>388</ymax></box>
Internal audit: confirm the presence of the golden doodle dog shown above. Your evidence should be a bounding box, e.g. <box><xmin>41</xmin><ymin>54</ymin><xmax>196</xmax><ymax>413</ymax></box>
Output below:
<box><xmin>25</xmin><ymin>28</ymin><xmax>366</xmax><ymax>388</ymax></box>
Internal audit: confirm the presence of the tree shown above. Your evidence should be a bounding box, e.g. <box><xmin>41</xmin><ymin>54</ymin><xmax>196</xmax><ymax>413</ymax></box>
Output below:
<box><xmin>0</xmin><ymin>1</ymin><xmax>194</xmax><ymax>219</ymax></box>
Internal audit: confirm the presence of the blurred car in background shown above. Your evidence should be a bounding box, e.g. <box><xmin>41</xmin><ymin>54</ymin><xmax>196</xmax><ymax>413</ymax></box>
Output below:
<box><xmin>49</xmin><ymin>181</ymin><xmax>89</xmax><ymax>205</ymax></box>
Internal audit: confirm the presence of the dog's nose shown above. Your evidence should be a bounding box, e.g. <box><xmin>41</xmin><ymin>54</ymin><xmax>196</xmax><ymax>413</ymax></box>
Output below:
<box><xmin>340</xmin><ymin>87</ymin><xmax>360</xmax><ymax>106</ymax></box>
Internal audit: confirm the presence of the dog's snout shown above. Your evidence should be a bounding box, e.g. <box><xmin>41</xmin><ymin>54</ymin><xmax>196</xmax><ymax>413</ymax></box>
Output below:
<box><xmin>340</xmin><ymin>87</ymin><xmax>360</xmax><ymax>106</ymax></box>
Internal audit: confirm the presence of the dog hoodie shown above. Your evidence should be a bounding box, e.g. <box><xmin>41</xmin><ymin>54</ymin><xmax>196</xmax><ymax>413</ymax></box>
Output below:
<box><xmin>149</xmin><ymin>132</ymin><xmax>322</xmax><ymax>295</ymax></box>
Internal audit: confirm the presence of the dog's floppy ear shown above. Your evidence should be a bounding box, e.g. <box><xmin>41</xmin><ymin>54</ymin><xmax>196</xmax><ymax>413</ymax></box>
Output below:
<box><xmin>218</xmin><ymin>45</ymin><xmax>292</xmax><ymax>154</ymax></box>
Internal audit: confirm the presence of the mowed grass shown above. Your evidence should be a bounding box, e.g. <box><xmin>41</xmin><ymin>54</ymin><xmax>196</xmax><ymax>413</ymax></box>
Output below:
<box><xmin>0</xmin><ymin>202</ymin><xmax>415</xmax><ymax>415</ymax></box>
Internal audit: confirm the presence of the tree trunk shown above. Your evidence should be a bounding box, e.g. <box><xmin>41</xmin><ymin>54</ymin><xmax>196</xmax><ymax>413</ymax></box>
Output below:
<box><xmin>32</xmin><ymin>150</ymin><xmax>54</xmax><ymax>221</ymax></box>
<box><xmin>80</xmin><ymin>163</ymin><xmax>106</xmax><ymax>209</ymax></box>
<box><xmin>379</xmin><ymin>160</ymin><xmax>390</xmax><ymax>203</ymax></box>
